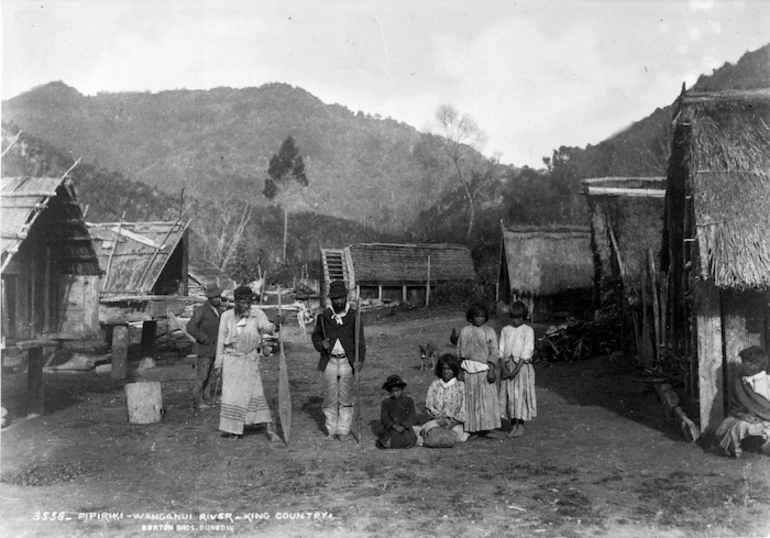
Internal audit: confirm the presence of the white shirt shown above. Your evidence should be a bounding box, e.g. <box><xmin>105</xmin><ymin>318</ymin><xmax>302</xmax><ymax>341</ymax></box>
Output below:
<box><xmin>499</xmin><ymin>323</ymin><xmax>535</xmax><ymax>363</ymax></box>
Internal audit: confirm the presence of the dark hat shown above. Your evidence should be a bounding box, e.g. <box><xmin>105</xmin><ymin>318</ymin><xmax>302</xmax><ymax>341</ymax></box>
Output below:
<box><xmin>329</xmin><ymin>280</ymin><xmax>348</xmax><ymax>299</ymax></box>
<box><xmin>739</xmin><ymin>346</ymin><xmax>769</xmax><ymax>370</ymax></box>
<box><xmin>234</xmin><ymin>285</ymin><xmax>253</xmax><ymax>300</ymax></box>
<box><xmin>382</xmin><ymin>374</ymin><xmax>407</xmax><ymax>391</ymax></box>
<box><xmin>204</xmin><ymin>284</ymin><xmax>223</xmax><ymax>298</ymax></box>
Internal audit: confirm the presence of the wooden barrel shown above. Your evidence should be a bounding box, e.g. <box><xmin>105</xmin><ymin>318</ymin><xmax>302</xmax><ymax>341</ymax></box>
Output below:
<box><xmin>125</xmin><ymin>382</ymin><xmax>163</xmax><ymax>424</ymax></box>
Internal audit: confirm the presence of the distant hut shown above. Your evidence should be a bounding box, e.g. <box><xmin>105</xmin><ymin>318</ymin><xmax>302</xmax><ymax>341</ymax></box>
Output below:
<box><xmin>498</xmin><ymin>223</ymin><xmax>594</xmax><ymax>322</ymax></box>
<box><xmin>663</xmin><ymin>89</ymin><xmax>770</xmax><ymax>432</ymax></box>
<box><xmin>1</xmin><ymin>174</ymin><xmax>100</xmax><ymax>414</ymax></box>
<box><xmin>1</xmin><ymin>175</ymin><xmax>100</xmax><ymax>340</ymax></box>
<box><xmin>188</xmin><ymin>258</ymin><xmax>236</xmax><ymax>298</ymax></box>
<box><xmin>581</xmin><ymin>177</ymin><xmax>666</xmax><ymax>363</ymax></box>
<box><xmin>320</xmin><ymin>243</ymin><xmax>476</xmax><ymax>306</ymax></box>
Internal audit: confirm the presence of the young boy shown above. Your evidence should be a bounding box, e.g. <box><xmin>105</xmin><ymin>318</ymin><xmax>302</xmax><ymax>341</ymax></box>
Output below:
<box><xmin>716</xmin><ymin>346</ymin><xmax>770</xmax><ymax>458</ymax></box>
<box><xmin>377</xmin><ymin>375</ymin><xmax>418</xmax><ymax>449</ymax></box>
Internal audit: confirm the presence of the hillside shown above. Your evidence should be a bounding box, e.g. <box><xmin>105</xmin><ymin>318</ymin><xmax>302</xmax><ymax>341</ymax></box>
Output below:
<box><xmin>2</xmin><ymin>82</ymin><xmax>483</xmax><ymax>231</ymax></box>
<box><xmin>543</xmin><ymin>44</ymin><xmax>770</xmax><ymax>185</ymax></box>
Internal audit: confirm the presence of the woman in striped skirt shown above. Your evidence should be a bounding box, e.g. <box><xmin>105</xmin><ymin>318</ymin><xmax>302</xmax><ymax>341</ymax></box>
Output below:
<box><xmin>457</xmin><ymin>303</ymin><xmax>502</xmax><ymax>439</ymax></box>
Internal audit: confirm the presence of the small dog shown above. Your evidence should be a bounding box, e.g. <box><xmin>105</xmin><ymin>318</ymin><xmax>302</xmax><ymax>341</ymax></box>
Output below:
<box><xmin>419</xmin><ymin>343</ymin><xmax>439</xmax><ymax>372</ymax></box>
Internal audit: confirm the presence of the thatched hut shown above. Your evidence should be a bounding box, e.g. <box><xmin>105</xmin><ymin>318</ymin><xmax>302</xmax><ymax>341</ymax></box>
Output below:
<box><xmin>498</xmin><ymin>223</ymin><xmax>595</xmax><ymax>322</ymax></box>
<box><xmin>581</xmin><ymin>177</ymin><xmax>666</xmax><ymax>362</ymax></box>
<box><xmin>320</xmin><ymin>243</ymin><xmax>475</xmax><ymax>306</ymax></box>
<box><xmin>1</xmin><ymin>175</ymin><xmax>100</xmax><ymax>340</ymax></box>
<box><xmin>663</xmin><ymin>89</ymin><xmax>770</xmax><ymax>432</ymax></box>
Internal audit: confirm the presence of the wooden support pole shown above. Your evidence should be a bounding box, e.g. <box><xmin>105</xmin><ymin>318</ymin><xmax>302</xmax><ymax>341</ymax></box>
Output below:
<box><xmin>27</xmin><ymin>347</ymin><xmax>45</xmax><ymax>415</ymax></box>
<box><xmin>648</xmin><ymin>249</ymin><xmax>661</xmax><ymax>362</ymax></box>
<box><xmin>111</xmin><ymin>324</ymin><xmax>129</xmax><ymax>379</ymax></box>
<box><xmin>426</xmin><ymin>255</ymin><xmax>431</xmax><ymax>307</ymax></box>
<box><xmin>140</xmin><ymin>320</ymin><xmax>157</xmax><ymax>358</ymax></box>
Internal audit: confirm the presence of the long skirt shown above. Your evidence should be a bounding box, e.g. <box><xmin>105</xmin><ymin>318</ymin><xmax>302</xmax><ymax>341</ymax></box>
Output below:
<box><xmin>499</xmin><ymin>363</ymin><xmax>537</xmax><ymax>421</ymax></box>
<box><xmin>219</xmin><ymin>351</ymin><xmax>273</xmax><ymax>435</ymax></box>
<box><xmin>463</xmin><ymin>371</ymin><xmax>501</xmax><ymax>432</ymax></box>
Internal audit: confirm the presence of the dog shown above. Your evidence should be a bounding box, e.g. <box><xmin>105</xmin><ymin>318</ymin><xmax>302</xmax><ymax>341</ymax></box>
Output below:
<box><xmin>295</xmin><ymin>303</ymin><xmax>315</xmax><ymax>336</ymax></box>
<box><xmin>419</xmin><ymin>343</ymin><xmax>439</xmax><ymax>372</ymax></box>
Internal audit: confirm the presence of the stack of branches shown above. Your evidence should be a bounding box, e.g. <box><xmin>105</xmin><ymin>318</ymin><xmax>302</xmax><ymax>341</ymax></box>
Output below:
<box><xmin>535</xmin><ymin>315</ymin><xmax>621</xmax><ymax>363</ymax></box>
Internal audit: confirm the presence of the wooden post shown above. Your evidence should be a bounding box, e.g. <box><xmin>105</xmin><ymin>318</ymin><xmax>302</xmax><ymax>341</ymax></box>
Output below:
<box><xmin>648</xmin><ymin>248</ymin><xmax>661</xmax><ymax>361</ymax></box>
<box><xmin>140</xmin><ymin>320</ymin><xmax>157</xmax><ymax>358</ymax></box>
<box><xmin>27</xmin><ymin>347</ymin><xmax>45</xmax><ymax>415</ymax></box>
<box><xmin>402</xmin><ymin>285</ymin><xmax>407</xmax><ymax>304</ymax></box>
<box><xmin>378</xmin><ymin>285</ymin><xmax>382</xmax><ymax>302</ymax></box>
<box><xmin>111</xmin><ymin>324</ymin><xmax>129</xmax><ymax>380</ymax></box>
<box><xmin>426</xmin><ymin>255</ymin><xmax>431</xmax><ymax>307</ymax></box>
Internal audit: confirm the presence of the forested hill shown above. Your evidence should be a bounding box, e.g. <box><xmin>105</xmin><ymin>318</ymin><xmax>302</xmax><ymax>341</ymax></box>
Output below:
<box><xmin>544</xmin><ymin>44</ymin><xmax>770</xmax><ymax>186</ymax></box>
<box><xmin>2</xmin><ymin>82</ymin><xmax>478</xmax><ymax>231</ymax></box>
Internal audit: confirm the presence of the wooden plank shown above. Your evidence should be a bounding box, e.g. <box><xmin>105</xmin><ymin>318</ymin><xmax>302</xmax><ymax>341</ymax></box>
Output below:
<box><xmin>695</xmin><ymin>280</ymin><xmax>722</xmax><ymax>433</ymax></box>
<box><xmin>111</xmin><ymin>324</ymin><xmax>129</xmax><ymax>380</ymax></box>
<box><xmin>27</xmin><ymin>347</ymin><xmax>45</xmax><ymax>415</ymax></box>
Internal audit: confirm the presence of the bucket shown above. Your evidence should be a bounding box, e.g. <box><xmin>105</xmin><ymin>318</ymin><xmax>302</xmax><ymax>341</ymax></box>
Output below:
<box><xmin>125</xmin><ymin>381</ymin><xmax>163</xmax><ymax>424</ymax></box>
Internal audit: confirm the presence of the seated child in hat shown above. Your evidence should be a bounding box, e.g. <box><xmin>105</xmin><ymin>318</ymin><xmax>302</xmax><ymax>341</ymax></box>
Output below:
<box><xmin>377</xmin><ymin>374</ymin><xmax>418</xmax><ymax>449</ymax></box>
<box><xmin>716</xmin><ymin>346</ymin><xmax>770</xmax><ymax>458</ymax></box>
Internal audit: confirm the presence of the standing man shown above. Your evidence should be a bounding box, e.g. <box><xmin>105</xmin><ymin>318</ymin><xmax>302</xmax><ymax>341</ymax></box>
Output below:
<box><xmin>186</xmin><ymin>284</ymin><xmax>223</xmax><ymax>409</ymax></box>
<box><xmin>311</xmin><ymin>280</ymin><xmax>365</xmax><ymax>441</ymax></box>
<box><xmin>215</xmin><ymin>285</ymin><xmax>282</xmax><ymax>440</ymax></box>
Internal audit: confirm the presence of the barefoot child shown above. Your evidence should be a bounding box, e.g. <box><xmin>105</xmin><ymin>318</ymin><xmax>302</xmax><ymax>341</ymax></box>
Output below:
<box><xmin>457</xmin><ymin>303</ymin><xmax>502</xmax><ymax>439</ymax></box>
<box><xmin>419</xmin><ymin>354</ymin><xmax>470</xmax><ymax>447</ymax></box>
<box><xmin>377</xmin><ymin>375</ymin><xmax>418</xmax><ymax>449</ymax></box>
<box><xmin>498</xmin><ymin>301</ymin><xmax>536</xmax><ymax>438</ymax></box>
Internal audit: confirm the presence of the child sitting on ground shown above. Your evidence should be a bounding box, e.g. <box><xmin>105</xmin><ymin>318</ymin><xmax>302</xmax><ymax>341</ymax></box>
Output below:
<box><xmin>716</xmin><ymin>346</ymin><xmax>770</xmax><ymax>458</ymax></box>
<box><xmin>498</xmin><ymin>301</ymin><xmax>537</xmax><ymax>438</ymax></box>
<box><xmin>377</xmin><ymin>374</ymin><xmax>418</xmax><ymax>449</ymax></box>
<box><xmin>418</xmin><ymin>354</ymin><xmax>470</xmax><ymax>447</ymax></box>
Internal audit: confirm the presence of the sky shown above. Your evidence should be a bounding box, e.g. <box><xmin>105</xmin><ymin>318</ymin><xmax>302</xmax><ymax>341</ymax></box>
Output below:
<box><xmin>2</xmin><ymin>0</ymin><xmax>768</xmax><ymax>168</ymax></box>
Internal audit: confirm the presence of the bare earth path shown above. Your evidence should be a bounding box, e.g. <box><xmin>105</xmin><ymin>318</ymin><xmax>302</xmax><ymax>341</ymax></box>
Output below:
<box><xmin>1</xmin><ymin>307</ymin><xmax>768</xmax><ymax>537</ymax></box>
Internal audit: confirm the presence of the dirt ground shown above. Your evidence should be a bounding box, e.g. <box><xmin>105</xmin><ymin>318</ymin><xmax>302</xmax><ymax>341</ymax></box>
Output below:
<box><xmin>1</xmin><ymin>307</ymin><xmax>769</xmax><ymax>538</ymax></box>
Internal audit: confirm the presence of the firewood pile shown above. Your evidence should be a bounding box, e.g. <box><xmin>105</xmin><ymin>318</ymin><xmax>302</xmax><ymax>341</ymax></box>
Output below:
<box><xmin>535</xmin><ymin>316</ymin><xmax>621</xmax><ymax>363</ymax></box>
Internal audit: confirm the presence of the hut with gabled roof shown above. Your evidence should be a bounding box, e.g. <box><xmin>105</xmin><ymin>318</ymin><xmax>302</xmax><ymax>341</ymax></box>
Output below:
<box><xmin>1</xmin><ymin>173</ymin><xmax>100</xmax><ymax>414</ymax></box>
<box><xmin>320</xmin><ymin>243</ymin><xmax>475</xmax><ymax>306</ymax></box>
<box><xmin>1</xmin><ymin>174</ymin><xmax>100</xmax><ymax>340</ymax></box>
<box><xmin>498</xmin><ymin>222</ymin><xmax>595</xmax><ymax>322</ymax></box>
<box><xmin>663</xmin><ymin>88</ymin><xmax>770</xmax><ymax>432</ymax></box>
<box><xmin>581</xmin><ymin>177</ymin><xmax>667</xmax><ymax>363</ymax></box>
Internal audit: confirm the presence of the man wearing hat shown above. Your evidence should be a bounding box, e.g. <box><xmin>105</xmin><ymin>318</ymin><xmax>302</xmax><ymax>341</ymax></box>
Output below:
<box><xmin>311</xmin><ymin>280</ymin><xmax>366</xmax><ymax>440</ymax></box>
<box><xmin>187</xmin><ymin>284</ymin><xmax>224</xmax><ymax>408</ymax></box>
<box><xmin>215</xmin><ymin>285</ymin><xmax>283</xmax><ymax>440</ymax></box>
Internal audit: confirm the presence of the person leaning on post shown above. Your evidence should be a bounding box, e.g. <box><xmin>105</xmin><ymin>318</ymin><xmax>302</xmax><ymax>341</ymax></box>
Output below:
<box><xmin>186</xmin><ymin>284</ymin><xmax>223</xmax><ymax>409</ymax></box>
<box><xmin>311</xmin><ymin>280</ymin><xmax>366</xmax><ymax>441</ymax></box>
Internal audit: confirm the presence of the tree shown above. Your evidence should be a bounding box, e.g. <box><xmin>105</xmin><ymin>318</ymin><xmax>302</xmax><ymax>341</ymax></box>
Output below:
<box><xmin>432</xmin><ymin>105</ymin><xmax>489</xmax><ymax>241</ymax></box>
<box><xmin>263</xmin><ymin>136</ymin><xmax>309</xmax><ymax>260</ymax></box>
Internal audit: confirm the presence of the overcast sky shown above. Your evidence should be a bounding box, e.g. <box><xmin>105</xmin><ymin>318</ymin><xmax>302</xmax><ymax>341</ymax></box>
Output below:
<box><xmin>2</xmin><ymin>0</ymin><xmax>768</xmax><ymax>168</ymax></box>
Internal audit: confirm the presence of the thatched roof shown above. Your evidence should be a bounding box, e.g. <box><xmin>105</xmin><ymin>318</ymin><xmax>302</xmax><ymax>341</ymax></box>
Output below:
<box><xmin>188</xmin><ymin>258</ymin><xmax>236</xmax><ymax>296</ymax></box>
<box><xmin>675</xmin><ymin>89</ymin><xmax>770</xmax><ymax>289</ymax></box>
<box><xmin>88</xmin><ymin>220</ymin><xmax>190</xmax><ymax>295</ymax></box>
<box><xmin>346</xmin><ymin>243</ymin><xmax>475</xmax><ymax>285</ymax></box>
<box><xmin>1</xmin><ymin>176</ymin><xmax>99</xmax><ymax>274</ymax></box>
<box><xmin>500</xmin><ymin>224</ymin><xmax>594</xmax><ymax>296</ymax></box>
<box><xmin>582</xmin><ymin>177</ymin><xmax>666</xmax><ymax>294</ymax></box>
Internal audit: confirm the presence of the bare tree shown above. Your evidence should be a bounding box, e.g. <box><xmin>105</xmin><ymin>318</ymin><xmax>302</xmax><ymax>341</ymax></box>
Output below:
<box><xmin>432</xmin><ymin>105</ymin><xmax>488</xmax><ymax>241</ymax></box>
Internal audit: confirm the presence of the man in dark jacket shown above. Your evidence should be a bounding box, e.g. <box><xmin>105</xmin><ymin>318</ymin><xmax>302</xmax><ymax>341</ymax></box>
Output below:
<box><xmin>187</xmin><ymin>284</ymin><xmax>223</xmax><ymax>408</ymax></box>
<box><xmin>311</xmin><ymin>280</ymin><xmax>365</xmax><ymax>440</ymax></box>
